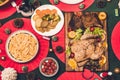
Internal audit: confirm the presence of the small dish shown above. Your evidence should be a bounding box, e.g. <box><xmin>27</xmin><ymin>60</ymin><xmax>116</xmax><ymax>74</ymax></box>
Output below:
<box><xmin>39</xmin><ymin>57</ymin><xmax>59</xmax><ymax>77</ymax></box>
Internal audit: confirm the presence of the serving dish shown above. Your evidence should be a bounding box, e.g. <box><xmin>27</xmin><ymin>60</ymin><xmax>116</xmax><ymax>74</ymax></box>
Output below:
<box><xmin>39</xmin><ymin>57</ymin><xmax>59</xmax><ymax>77</ymax></box>
<box><xmin>65</xmin><ymin>12</ymin><xmax>108</xmax><ymax>71</ymax></box>
<box><xmin>31</xmin><ymin>4</ymin><xmax>64</xmax><ymax>36</ymax></box>
<box><xmin>60</xmin><ymin>0</ymin><xmax>84</xmax><ymax>4</ymax></box>
<box><xmin>6</xmin><ymin>30</ymin><xmax>39</xmax><ymax>63</ymax></box>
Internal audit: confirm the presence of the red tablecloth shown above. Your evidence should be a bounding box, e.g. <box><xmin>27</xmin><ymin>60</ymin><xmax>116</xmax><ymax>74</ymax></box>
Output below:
<box><xmin>57</xmin><ymin>69</ymin><xmax>102</xmax><ymax>80</ymax></box>
<box><xmin>0</xmin><ymin>0</ymin><xmax>22</xmax><ymax>19</ymax></box>
<box><xmin>111</xmin><ymin>21</ymin><xmax>120</xmax><ymax>60</ymax></box>
<box><xmin>49</xmin><ymin>0</ymin><xmax>94</xmax><ymax>12</ymax></box>
<box><xmin>52</xmin><ymin>26</ymin><xmax>65</xmax><ymax>63</ymax></box>
<box><xmin>0</xmin><ymin>18</ymin><xmax>49</xmax><ymax>73</ymax></box>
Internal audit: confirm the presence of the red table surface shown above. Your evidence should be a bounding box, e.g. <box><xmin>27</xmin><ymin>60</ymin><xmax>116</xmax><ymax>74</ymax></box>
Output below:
<box><xmin>52</xmin><ymin>26</ymin><xmax>65</xmax><ymax>63</ymax></box>
<box><xmin>0</xmin><ymin>18</ymin><xmax>49</xmax><ymax>73</ymax></box>
<box><xmin>0</xmin><ymin>0</ymin><xmax>22</xmax><ymax>19</ymax></box>
<box><xmin>111</xmin><ymin>21</ymin><xmax>120</xmax><ymax>60</ymax></box>
<box><xmin>57</xmin><ymin>69</ymin><xmax>102</xmax><ymax>80</ymax></box>
<box><xmin>49</xmin><ymin>0</ymin><xmax>94</xmax><ymax>12</ymax></box>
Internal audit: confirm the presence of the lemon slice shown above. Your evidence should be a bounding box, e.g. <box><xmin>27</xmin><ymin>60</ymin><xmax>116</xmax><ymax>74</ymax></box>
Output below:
<box><xmin>68</xmin><ymin>31</ymin><xmax>76</xmax><ymax>39</ymax></box>
<box><xmin>68</xmin><ymin>59</ymin><xmax>77</xmax><ymax>69</ymax></box>
<box><xmin>101</xmin><ymin>33</ymin><xmax>106</xmax><ymax>41</ymax></box>
<box><xmin>102</xmin><ymin>42</ymin><xmax>108</xmax><ymax>49</ymax></box>
<box><xmin>99</xmin><ymin>55</ymin><xmax>107</xmax><ymax>67</ymax></box>
<box><xmin>98</xmin><ymin>12</ymin><xmax>107</xmax><ymax>20</ymax></box>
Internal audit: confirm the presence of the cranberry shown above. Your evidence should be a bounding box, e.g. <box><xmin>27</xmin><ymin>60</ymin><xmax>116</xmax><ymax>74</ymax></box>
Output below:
<box><xmin>52</xmin><ymin>65</ymin><xmax>57</xmax><ymax>70</ymax></box>
<box><xmin>96</xmin><ymin>37</ymin><xmax>101</xmax><ymax>42</ymax></box>
<box><xmin>50</xmin><ymin>69</ymin><xmax>54</xmax><ymax>74</ymax></box>
<box><xmin>44</xmin><ymin>66</ymin><xmax>48</xmax><ymax>69</ymax></box>
<box><xmin>48</xmin><ymin>67</ymin><xmax>52</xmax><ymax>70</ymax></box>
<box><xmin>68</xmin><ymin>28</ymin><xmax>72</xmax><ymax>32</ymax></box>
<box><xmin>46</xmin><ymin>62</ymin><xmax>50</xmax><ymax>67</ymax></box>
<box><xmin>69</xmin><ymin>53</ymin><xmax>75</xmax><ymax>58</ymax></box>
<box><xmin>90</xmin><ymin>27</ymin><xmax>95</xmax><ymax>32</ymax></box>
<box><xmin>48</xmin><ymin>59</ymin><xmax>53</xmax><ymax>63</ymax></box>
<box><xmin>51</xmin><ymin>62</ymin><xmax>55</xmax><ymax>66</ymax></box>
<box><xmin>42</xmin><ymin>68</ymin><xmax>46</xmax><ymax>73</ymax></box>
<box><xmin>42</xmin><ymin>62</ymin><xmax>47</xmax><ymax>66</ymax></box>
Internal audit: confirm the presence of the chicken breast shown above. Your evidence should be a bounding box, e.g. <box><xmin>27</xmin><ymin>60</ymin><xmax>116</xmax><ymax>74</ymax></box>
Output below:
<box><xmin>71</xmin><ymin>39</ymin><xmax>95</xmax><ymax>62</ymax></box>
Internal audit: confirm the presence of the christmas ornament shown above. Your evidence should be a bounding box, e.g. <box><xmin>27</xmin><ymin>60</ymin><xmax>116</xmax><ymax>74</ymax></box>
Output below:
<box><xmin>114</xmin><ymin>67</ymin><xmax>120</xmax><ymax>74</ymax></box>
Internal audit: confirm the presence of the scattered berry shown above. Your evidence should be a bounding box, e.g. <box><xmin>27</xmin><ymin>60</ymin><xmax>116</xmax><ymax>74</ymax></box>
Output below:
<box><xmin>54</xmin><ymin>0</ymin><xmax>59</xmax><ymax>5</ymax></box>
<box><xmin>69</xmin><ymin>53</ymin><xmax>75</xmax><ymax>58</ymax></box>
<box><xmin>13</xmin><ymin>18</ymin><xmax>24</xmax><ymax>28</ymax></box>
<box><xmin>79</xmin><ymin>3</ymin><xmax>85</xmax><ymax>9</ymax></box>
<box><xmin>90</xmin><ymin>27</ymin><xmax>95</xmax><ymax>32</ymax></box>
<box><xmin>52</xmin><ymin>36</ymin><xmax>58</xmax><ymax>42</ymax></box>
<box><xmin>56</xmin><ymin>46</ymin><xmax>64</xmax><ymax>53</ymax></box>
<box><xmin>96</xmin><ymin>0</ymin><xmax>107</xmax><ymax>8</ymax></box>
<box><xmin>96</xmin><ymin>37</ymin><xmax>101</xmax><ymax>42</ymax></box>
<box><xmin>5</xmin><ymin>28</ymin><xmax>11</xmax><ymax>35</ymax></box>
<box><xmin>100</xmin><ymin>72</ymin><xmax>108</xmax><ymax>78</ymax></box>
<box><xmin>22</xmin><ymin>66</ymin><xmax>28</xmax><ymax>72</ymax></box>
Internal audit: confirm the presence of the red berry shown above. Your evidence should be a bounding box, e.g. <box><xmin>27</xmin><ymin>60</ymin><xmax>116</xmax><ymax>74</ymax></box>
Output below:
<box><xmin>90</xmin><ymin>27</ymin><xmax>95</xmax><ymax>32</ymax></box>
<box><xmin>48</xmin><ymin>67</ymin><xmax>52</xmax><ymax>70</ymax></box>
<box><xmin>52</xmin><ymin>65</ymin><xmax>57</xmax><ymax>70</ymax></box>
<box><xmin>68</xmin><ymin>28</ymin><xmax>72</xmax><ymax>32</ymax></box>
<box><xmin>51</xmin><ymin>62</ymin><xmax>55</xmax><ymax>66</ymax></box>
<box><xmin>42</xmin><ymin>62</ymin><xmax>47</xmax><ymax>66</ymax></box>
<box><xmin>46</xmin><ymin>62</ymin><xmax>50</xmax><ymax>67</ymax></box>
<box><xmin>96</xmin><ymin>37</ymin><xmax>101</xmax><ymax>42</ymax></box>
<box><xmin>102</xmin><ymin>72</ymin><xmax>108</xmax><ymax>77</ymax></box>
<box><xmin>44</xmin><ymin>66</ymin><xmax>48</xmax><ymax>69</ymax></box>
<box><xmin>48</xmin><ymin>59</ymin><xmax>53</xmax><ymax>63</ymax></box>
<box><xmin>42</xmin><ymin>68</ymin><xmax>46</xmax><ymax>73</ymax></box>
<box><xmin>50</xmin><ymin>69</ymin><xmax>54</xmax><ymax>74</ymax></box>
<box><xmin>69</xmin><ymin>53</ymin><xmax>75</xmax><ymax>58</ymax></box>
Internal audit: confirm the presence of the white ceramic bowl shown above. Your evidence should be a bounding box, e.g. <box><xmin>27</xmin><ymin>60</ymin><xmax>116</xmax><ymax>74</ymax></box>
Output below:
<box><xmin>6</xmin><ymin>30</ymin><xmax>39</xmax><ymax>63</ymax></box>
<box><xmin>31</xmin><ymin>4</ymin><xmax>64</xmax><ymax>36</ymax></box>
<box><xmin>39</xmin><ymin>57</ymin><xmax>59</xmax><ymax>77</ymax></box>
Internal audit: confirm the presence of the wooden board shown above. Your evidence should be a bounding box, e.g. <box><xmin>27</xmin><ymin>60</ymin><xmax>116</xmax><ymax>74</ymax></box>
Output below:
<box><xmin>65</xmin><ymin>12</ymin><xmax>108</xmax><ymax>72</ymax></box>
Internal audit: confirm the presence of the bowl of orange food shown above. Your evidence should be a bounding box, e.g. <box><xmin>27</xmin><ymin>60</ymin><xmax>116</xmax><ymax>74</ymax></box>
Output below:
<box><xmin>31</xmin><ymin>4</ymin><xmax>64</xmax><ymax>36</ymax></box>
<box><xmin>0</xmin><ymin>0</ymin><xmax>10</xmax><ymax>7</ymax></box>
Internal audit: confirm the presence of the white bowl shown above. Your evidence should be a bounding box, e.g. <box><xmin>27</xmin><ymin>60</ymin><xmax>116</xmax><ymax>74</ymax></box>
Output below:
<box><xmin>31</xmin><ymin>4</ymin><xmax>64</xmax><ymax>36</ymax></box>
<box><xmin>60</xmin><ymin>0</ymin><xmax>84</xmax><ymax>4</ymax></box>
<box><xmin>39</xmin><ymin>57</ymin><xmax>59</xmax><ymax>77</ymax></box>
<box><xmin>6</xmin><ymin>30</ymin><xmax>39</xmax><ymax>63</ymax></box>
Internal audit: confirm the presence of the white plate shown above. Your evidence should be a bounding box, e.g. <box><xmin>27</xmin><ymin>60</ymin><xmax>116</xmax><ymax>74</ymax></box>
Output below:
<box><xmin>6</xmin><ymin>30</ymin><xmax>39</xmax><ymax>63</ymax></box>
<box><xmin>60</xmin><ymin>0</ymin><xmax>84</xmax><ymax>4</ymax></box>
<box><xmin>31</xmin><ymin>4</ymin><xmax>64</xmax><ymax>36</ymax></box>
